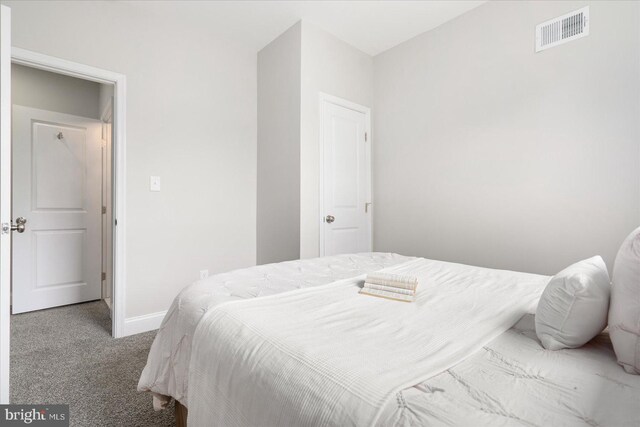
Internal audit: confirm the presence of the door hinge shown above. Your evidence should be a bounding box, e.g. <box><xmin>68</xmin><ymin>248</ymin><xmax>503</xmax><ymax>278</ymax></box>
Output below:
<box><xmin>365</xmin><ymin>132</ymin><xmax>368</xmax><ymax>142</ymax></box>
<box><xmin>365</xmin><ymin>202</ymin><xmax>372</xmax><ymax>213</ymax></box>
<box><xmin>101</xmin><ymin>272</ymin><xmax>106</xmax><ymax>281</ymax></box>
<box><xmin>102</xmin><ymin>206</ymin><xmax>107</xmax><ymax>214</ymax></box>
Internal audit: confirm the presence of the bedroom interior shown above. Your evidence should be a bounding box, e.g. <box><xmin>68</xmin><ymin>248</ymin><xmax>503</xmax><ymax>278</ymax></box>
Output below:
<box><xmin>0</xmin><ymin>1</ymin><xmax>638</xmax><ymax>426</ymax></box>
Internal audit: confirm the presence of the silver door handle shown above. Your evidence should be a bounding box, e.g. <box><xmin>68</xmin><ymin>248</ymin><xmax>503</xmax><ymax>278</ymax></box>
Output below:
<box><xmin>325</xmin><ymin>215</ymin><xmax>335</xmax><ymax>224</ymax></box>
<box><xmin>2</xmin><ymin>217</ymin><xmax>27</xmax><ymax>234</ymax></box>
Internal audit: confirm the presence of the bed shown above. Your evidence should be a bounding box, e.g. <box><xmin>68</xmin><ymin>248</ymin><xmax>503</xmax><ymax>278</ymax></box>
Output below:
<box><xmin>138</xmin><ymin>253</ymin><xmax>640</xmax><ymax>426</ymax></box>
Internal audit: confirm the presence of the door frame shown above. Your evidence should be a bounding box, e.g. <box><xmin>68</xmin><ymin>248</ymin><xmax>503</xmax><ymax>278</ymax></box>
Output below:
<box><xmin>318</xmin><ymin>92</ymin><xmax>372</xmax><ymax>257</ymax></box>
<box><xmin>11</xmin><ymin>48</ymin><xmax>127</xmax><ymax>338</ymax></box>
<box><xmin>101</xmin><ymin>98</ymin><xmax>114</xmax><ymax>312</ymax></box>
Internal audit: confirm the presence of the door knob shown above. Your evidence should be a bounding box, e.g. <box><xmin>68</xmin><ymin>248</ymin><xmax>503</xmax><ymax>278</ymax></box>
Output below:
<box><xmin>325</xmin><ymin>215</ymin><xmax>335</xmax><ymax>224</ymax></box>
<box><xmin>1</xmin><ymin>217</ymin><xmax>27</xmax><ymax>234</ymax></box>
<box><xmin>14</xmin><ymin>217</ymin><xmax>27</xmax><ymax>233</ymax></box>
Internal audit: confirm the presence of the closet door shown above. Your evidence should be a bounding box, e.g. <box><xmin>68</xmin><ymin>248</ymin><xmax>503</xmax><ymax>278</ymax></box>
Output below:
<box><xmin>320</xmin><ymin>96</ymin><xmax>372</xmax><ymax>256</ymax></box>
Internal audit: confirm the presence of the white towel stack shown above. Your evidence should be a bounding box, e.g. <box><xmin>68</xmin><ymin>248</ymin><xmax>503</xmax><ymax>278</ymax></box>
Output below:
<box><xmin>359</xmin><ymin>272</ymin><xmax>419</xmax><ymax>302</ymax></box>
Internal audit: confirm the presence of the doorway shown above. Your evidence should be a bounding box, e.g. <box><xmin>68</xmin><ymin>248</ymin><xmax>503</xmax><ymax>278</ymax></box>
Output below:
<box><xmin>9</xmin><ymin>62</ymin><xmax>117</xmax><ymax>318</ymax></box>
<box><xmin>319</xmin><ymin>93</ymin><xmax>372</xmax><ymax>256</ymax></box>
<box><xmin>7</xmin><ymin>47</ymin><xmax>127</xmax><ymax>339</ymax></box>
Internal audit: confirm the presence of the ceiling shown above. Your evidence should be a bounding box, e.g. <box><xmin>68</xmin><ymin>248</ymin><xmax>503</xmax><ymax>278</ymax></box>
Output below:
<box><xmin>162</xmin><ymin>1</ymin><xmax>487</xmax><ymax>56</ymax></box>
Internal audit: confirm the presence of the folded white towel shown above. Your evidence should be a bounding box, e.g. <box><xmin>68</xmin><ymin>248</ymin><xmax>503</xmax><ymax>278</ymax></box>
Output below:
<box><xmin>366</xmin><ymin>272</ymin><xmax>419</xmax><ymax>291</ymax></box>
<box><xmin>359</xmin><ymin>286</ymin><xmax>415</xmax><ymax>302</ymax></box>
<box><xmin>362</xmin><ymin>282</ymin><xmax>415</xmax><ymax>296</ymax></box>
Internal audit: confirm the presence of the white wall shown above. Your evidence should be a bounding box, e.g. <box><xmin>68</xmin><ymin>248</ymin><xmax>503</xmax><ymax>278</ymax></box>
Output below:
<box><xmin>257</xmin><ymin>23</ymin><xmax>301</xmax><ymax>265</ymax></box>
<box><xmin>12</xmin><ymin>63</ymin><xmax>101</xmax><ymax>119</ymax></box>
<box><xmin>373</xmin><ymin>0</ymin><xmax>640</xmax><ymax>274</ymax></box>
<box><xmin>3</xmin><ymin>1</ymin><xmax>257</xmax><ymax>318</ymax></box>
<box><xmin>299</xmin><ymin>22</ymin><xmax>374</xmax><ymax>258</ymax></box>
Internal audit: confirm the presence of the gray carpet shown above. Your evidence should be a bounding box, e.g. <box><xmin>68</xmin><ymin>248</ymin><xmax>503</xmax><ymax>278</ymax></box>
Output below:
<box><xmin>11</xmin><ymin>301</ymin><xmax>175</xmax><ymax>426</ymax></box>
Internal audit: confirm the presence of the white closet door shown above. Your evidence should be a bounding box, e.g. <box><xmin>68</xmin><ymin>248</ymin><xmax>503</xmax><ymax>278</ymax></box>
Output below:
<box><xmin>321</xmin><ymin>98</ymin><xmax>371</xmax><ymax>256</ymax></box>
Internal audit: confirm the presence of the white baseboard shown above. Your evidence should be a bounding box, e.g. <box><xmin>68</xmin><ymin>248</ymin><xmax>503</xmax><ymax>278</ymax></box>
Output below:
<box><xmin>123</xmin><ymin>310</ymin><xmax>167</xmax><ymax>336</ymax></box>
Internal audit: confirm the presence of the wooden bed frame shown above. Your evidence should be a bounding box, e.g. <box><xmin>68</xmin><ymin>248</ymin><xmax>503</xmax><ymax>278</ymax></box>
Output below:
<box><xmin>176</xmin><ymin>402</ymin><xmax>188</xmax><ymax>427</ymax></box>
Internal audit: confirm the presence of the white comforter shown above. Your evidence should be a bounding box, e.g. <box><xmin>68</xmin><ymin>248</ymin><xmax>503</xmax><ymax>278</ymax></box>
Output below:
<box><xmin>379</xmin><ymin>313</ymin><xmax>640</xmax><ymax>426</ymax></box>
<box><xmin>138</xmin><ymin>253</ymin><xmax>414</xmax><ymax>407</ymax></box>
<box><xmin>187</xmin><ymin>257</ymin><xmax>549</xmax><ymax>426</ymax></box>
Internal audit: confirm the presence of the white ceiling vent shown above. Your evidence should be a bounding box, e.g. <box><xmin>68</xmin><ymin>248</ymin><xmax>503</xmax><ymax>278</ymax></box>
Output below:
<box><xmin>536</xmin><ymin>7</ymin><xmax>589</xmax><ymax>52</ymax></box>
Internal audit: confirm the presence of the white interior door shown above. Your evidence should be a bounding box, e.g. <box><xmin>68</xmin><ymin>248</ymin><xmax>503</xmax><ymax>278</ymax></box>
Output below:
<box><xmin>321</xmin><ymin>97</ymin><xmax>372</xmax><ymax>256</ymax></box>
<box><xmin>12</xmin><ymin>106</ymin><xmax>102</xmax><ymax>314</ymax></box>
<box><xmin>0</xmin><ymin>4</ymin><xmax>12</xmax><ymax>404</ymax></box>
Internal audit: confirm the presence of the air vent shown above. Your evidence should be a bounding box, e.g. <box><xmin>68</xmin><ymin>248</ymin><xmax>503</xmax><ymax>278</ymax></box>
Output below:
<box><xmin>536</xmin><ymin>7</ymin><xmax>589</xmax><ymax>52</ymax></box>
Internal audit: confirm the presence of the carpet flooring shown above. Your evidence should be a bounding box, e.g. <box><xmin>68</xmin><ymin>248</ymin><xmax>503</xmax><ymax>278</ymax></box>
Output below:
<box><xmin>11</xmin><ymin>301</ymin><xmax>175</xmax><ymax>426</ymax></box>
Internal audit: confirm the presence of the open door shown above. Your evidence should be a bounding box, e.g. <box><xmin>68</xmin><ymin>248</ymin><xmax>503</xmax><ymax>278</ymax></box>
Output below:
<box><xmin>0</xmin><ymin>4</ymin><xmax>11</xmax><ymax>403</ymax></box>
<box><xmin>11</xmin><ymin>107</ymin><xmax>102</xmax><ymax>313</ymax></box>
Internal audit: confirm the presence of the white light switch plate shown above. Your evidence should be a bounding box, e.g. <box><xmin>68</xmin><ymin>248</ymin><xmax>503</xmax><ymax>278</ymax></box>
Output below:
<box><xmin>150</xmin><ymin>176</ymin><xmax>161</xmax><ymax>192</ymax></box>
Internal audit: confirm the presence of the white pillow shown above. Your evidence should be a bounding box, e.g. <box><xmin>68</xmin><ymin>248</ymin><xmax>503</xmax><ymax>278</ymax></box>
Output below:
<box><xmin>609</xmin><ymin>227</ymin><xmax>640</xmax><ymax>374</ymax></box>
<box><xmin>535</xmin><ymin>256</ymin><xmax>611</xmax><ymax>350</ymax></box>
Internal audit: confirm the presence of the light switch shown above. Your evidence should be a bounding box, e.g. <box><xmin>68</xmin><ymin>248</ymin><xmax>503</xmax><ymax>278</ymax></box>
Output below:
<box><xmin>150</xmin><ymin>176</ymin><xmax>161</xmax><ymax>192</ymax></box>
